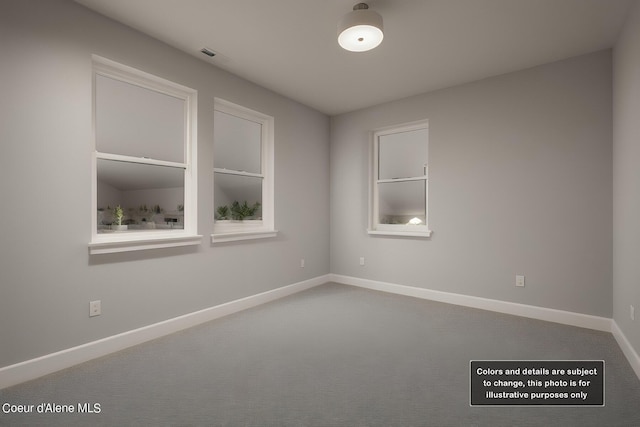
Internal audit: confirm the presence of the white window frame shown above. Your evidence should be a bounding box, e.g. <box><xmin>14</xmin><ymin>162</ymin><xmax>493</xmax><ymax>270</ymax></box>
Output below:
<box><xmin>211</xmin><ymin>98</ymin><xmax>277</xmax><ymax>243</ymax></box>
<box><xmin>368</xmin><ymin>119</ymin><xmax>432</xmax><ymax>238</ymax></box>
<box><xmin>89</xmin><ymin>55</ymin><xmax>201</xmax><ymax>254</ymax></box>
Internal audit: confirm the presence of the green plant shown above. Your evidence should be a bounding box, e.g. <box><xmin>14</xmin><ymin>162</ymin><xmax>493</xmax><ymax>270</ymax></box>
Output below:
<box><xmin>113</xmin><ymin>205</ymin><xmax>124</xmax><ymax>225</ymax></box>
<box><xmin>152</xmin><ymin>204</ymin><xmax>163</xmax><ymax>214</ymax></box>
<box><xmin>230</xmin><ymin>200</ymin><xmax>261</xmax><ymax>220</ymax></box>
<box><xmin>177</xmin><ymin>204</ymin><xmax>184</xmax><ymax>212</ymax></box>
<box><xmin>216</xmin><ymin>205</ymin><xmax>229</xmax><ymax>220</ymax></box>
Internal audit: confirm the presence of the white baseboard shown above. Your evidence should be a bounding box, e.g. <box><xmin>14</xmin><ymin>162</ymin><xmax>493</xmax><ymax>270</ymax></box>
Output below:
<box><xmin>335</xmin><ymin>275</ymin><xmax>640</xmax><ymax>380</ymax></box>
<box><xmin>4</xmin><ymin>274</ymin><xmax>639</xmax><ymax>389</ymax></box>
<box><xmin>330</xmin><ymin>274</ymin><xmax>612</xmax><ymax>332</ymax></box>
<box><xmin>0</xmin><ymin>274</ymin><xmax>329</xmax><ymax>390</ymax></box>
<box><xmin>611</xmin><ymin>321</ymin><xmax>640</xmax><ymax>380</ymax></box>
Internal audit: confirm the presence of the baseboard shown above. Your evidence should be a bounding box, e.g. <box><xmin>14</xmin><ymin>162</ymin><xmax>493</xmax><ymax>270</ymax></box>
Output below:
<box><xmin>5</xmin><ymin>274</ymin><xmax>638</xmax><ymax>389</ymax></box>
<box><xmin>330</xmin><ymin>274</ymin><xmax>612</xmax><ymax>332</ymax></box>
<box><xmin>611</xmin><ymin>321</ymin><xmax>640</xmax><ymax>380</ymax></box>
<box><xmin>0</xmin><ymin>274</ymin><xmax>330</xmax><ymax>390</ymax></box>
<box><xmin>331</xmin><ymin>274</ymin><xmax>640</xmax><ymax>381</ymax></box>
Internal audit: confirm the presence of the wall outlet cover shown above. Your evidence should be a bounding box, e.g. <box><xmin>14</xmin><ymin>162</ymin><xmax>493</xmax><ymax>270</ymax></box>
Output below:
<box><xmin>89</xmin><ymin>300</ymin><xmax>101</xmax><ymax>317</ymax></box>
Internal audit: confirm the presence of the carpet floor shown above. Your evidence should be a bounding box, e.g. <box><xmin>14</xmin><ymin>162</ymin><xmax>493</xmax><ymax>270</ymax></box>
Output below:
<box><xmin>1</xmin><ymin>283</ymin><xmax>639</xmax><ymax>426</ymax></box>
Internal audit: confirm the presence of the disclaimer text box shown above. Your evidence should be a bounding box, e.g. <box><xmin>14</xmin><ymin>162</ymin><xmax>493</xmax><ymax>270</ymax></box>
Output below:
<box><xmin>470</xmin><ymin>360</ymin><xmax>604</xmax><ymax>406</ymax></box>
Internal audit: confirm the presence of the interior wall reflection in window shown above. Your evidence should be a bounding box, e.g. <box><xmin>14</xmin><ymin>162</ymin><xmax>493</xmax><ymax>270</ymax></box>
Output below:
<box><xmin>378</xmin><ymin>180</ymin><xmax>426</xmax><ymax>225</ymax></box>
<box><xmin>97</xmin><ymin>159</ymin><xmax>185</xmax><ymax>232</ymax></box>
<box><xmin>378</xmin><ymin>128</ymin><xmax>428</xmax><ymax>179</ymax></box>
<box><xmin>213</xmin><ymin>110</ymin><xmax>261</xmax><ymax>174</ymax></box>
<box><xmin>96</xmin><ymin>74</ymin><xmax>185</xmax><ymax>163</ymax></box>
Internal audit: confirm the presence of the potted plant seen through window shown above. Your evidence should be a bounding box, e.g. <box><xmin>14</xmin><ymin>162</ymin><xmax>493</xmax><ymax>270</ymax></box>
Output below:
<box><xmin>216</xmin><ymin>201</ymin><xmax>261</xmax><ymax>222</ymax></box>
<box><xmin>112</xmin><ymin>205</ymin><xmax>127</xmax><ymax>231</ymax></box>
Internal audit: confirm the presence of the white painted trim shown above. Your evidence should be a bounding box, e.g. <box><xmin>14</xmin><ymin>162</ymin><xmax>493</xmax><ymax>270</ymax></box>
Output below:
<box><xmin>331</xmin><ymin>274</ymin><xmax>640</xmax><ymax>381</ymax></box>
<box><xmin>4</xmin><ymin>276</ymin><xmax>638</xmax><ymax>390</ymax></box>
<box><xmin>0</xmin><ymin>274</ymin><xmax>329</xmax><ymax>390</ymax></box>
<box><xmin>333</xmin><ymin>275</ymin><xmax>640</xmax><ymax>382</ymax></box>
<box><xmin>92</xmin><ymin>55</ymin><xmax>196</xmax><ymax>97</ymax></box>
<box><xmin>97</xmin><ymin>152</ymin><xmax>187</xmax><ymax>169</ymax></box>
<box><xmin>611</xmin><ymin>321</ymin><xmax>640</xmax><ymax>380</ymax></box>
<box><xmin>89</xmin><ymin>234</ymin><xmax>203</xmax><ymax>255</ymax></box>
<box><xmin>330</xmin><ymin>274</ymin><xmax>612</xmax><ymax>332</ymax></box>
<box><xmin>211</xmin><ymin>230</ymin><xmax>278</xmax><ymax>243</ymax></box>
<box><xmin>367</xmin><ymin>229</ymin><xmax>432</xmax><ymax>238</ymax></box>
<box><xmin>377</xmin><ymin>176</ymin><xmax>427</xmax><ymax>183</ymax></box>
<box><xmin>214</xmin><ymin>168</ymin><xmax>263</xmax><ymax>179</ymax></box>
<box><xmin>213</xmin><ymin>98</ymin><xmax>275</xmax><ymax>236</ymax></box>
<box><xmin>370</xmin><ymin>119</ymin><xmax>430</xmax><ymax>235</ymax></box>
<box><xmin>91</xmin><ymin>55</ymin><xmax>199</xmax><ymax>251</ymax></box>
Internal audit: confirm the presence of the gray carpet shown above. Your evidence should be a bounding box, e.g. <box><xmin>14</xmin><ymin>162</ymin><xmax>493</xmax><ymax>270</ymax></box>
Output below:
<box><xmin>1</xmin><ymin>283</ymin><xmax>639</xmax><ymax>426</ymax></box>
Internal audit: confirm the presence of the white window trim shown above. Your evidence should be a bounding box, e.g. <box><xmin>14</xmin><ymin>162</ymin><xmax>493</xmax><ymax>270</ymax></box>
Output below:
<box><xmin>89</xmin><ymin>55</ymin><xmax>202</xmax><ymax>255</ymax></box>
<box><xmin>211</xmin><ymin>98</ymin><xmax>277</xmax><ymax>243</ymax></box>
<box><xmin>368</xmin><ymin>119</ymin><xmax>432</xmax><ymax>238</ymax></box>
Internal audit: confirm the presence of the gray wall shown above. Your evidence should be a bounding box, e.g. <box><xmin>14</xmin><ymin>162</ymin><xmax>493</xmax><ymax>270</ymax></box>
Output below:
<box><xmin>0</xmin><ymin>0</ymin><xmax>330</xmax><ymax>368</ymax></box>
<box><xmin>0</xmin><ymin>0</ymin><xmax>626</xmax><ymax>373</ymax></box>
<box><xmin>613</xmin><ymin>0</ymin><xmax>640</xmax><ymax>356</ymax></box>
<box><xmin>330</xmin><ymin>50</ymin><xmax>613</xmax><ymax>317</ymax></box>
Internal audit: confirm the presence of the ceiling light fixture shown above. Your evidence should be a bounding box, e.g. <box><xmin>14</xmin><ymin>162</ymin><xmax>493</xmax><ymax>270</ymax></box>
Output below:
<box><xmin>337</xmin><ymin>3</ymin><xmax>384</xmax><ymax>52</ymax></box>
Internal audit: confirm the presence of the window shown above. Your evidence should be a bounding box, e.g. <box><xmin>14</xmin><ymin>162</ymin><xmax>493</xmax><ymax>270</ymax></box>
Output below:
<box><xmin>369</xmin><ymin>120</ymin><xmax>431</xmax><ymax>237</ymax></box>
<box><xmin>212</xmin><ymin>99</ymin><xmax>276</xmax><ymax>243</ymax></box>
<box><xmin>89</xmin><ymin>55</ymin><xmax>201</xmax><ymax>254</ymax></box>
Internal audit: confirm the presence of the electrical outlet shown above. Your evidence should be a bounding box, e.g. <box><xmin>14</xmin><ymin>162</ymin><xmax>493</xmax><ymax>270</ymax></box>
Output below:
<box><xmin>89</xmin><ymin>300</ymin><xmax>101</xmax><ymax>317</ymax></box>
<box><xmin>300</xmin><ymin>258</ymin><xmax>305</xmax><ymax>268</ymax></box>
<box><xmin>515</xmin><ymin>275</ymin><xmax>525</xmax><ymax>287</ymax></box>
<box><xmin>631</xmin><ymin>305</ymin><xmax>635</xmax><ymax>321</ymax></box>
<box><xmin>360</xmin><ymin>257</ymin><xmax>365</xmax><ymax>266</ymax></box>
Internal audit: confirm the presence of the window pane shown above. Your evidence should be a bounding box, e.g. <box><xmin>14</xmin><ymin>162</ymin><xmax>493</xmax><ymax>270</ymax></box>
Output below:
<box><xmin>97</xmin><ymin>159</ymin><xmax>184</xmax><ymax>232</ymax></box>
<box><xmin>214</xmin><ymin>173</ymin><xmax>262</xmax><ymax>220</ymax></box>
<box><xmin>378</xmin><ymin>128</ymin><xmax>428</xmax><ymax>179</ymax></box>
<box><xmin>214</xmin><ymin>110</ymin><xmax>261</xmax><ymax>174</ymax></box>
<box><xmin>378</xmin><ymin>180</ymin><xmax>426</xmax><ymax>225</ymax></box>
<box><xmin>96</xmin><ymin>75</ymin><xmax>185</xmax><ymax>163</ymax></box>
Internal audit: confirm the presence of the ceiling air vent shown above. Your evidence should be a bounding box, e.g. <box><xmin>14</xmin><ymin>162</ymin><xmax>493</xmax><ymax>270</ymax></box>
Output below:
<box><xmin>200</xmin><ymin>48</ymin><xmax>216</xmax><ymax>57</ymax></box>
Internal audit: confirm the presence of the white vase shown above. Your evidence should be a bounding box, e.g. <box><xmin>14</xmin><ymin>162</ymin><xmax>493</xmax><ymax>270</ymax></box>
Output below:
<box><xmin>112</xmin><ymin>224</ymin><xmax>128</xmax><ymax>231</ymax></box>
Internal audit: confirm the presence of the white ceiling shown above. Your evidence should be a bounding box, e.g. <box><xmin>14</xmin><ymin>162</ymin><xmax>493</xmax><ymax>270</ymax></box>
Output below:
<box><xmin>75</xmin><ymin>0</ymin><xmax>633</xmax><ymax>115</ymax></box>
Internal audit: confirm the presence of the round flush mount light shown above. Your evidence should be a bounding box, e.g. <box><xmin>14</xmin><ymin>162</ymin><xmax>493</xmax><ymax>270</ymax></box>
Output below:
<box><xmin>338</xmin><ymin>3</ymin><xmax>384</xmax><ymax>52</ymax></box>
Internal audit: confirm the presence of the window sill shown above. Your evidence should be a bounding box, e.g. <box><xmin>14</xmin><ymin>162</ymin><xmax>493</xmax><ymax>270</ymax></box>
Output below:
<box><xmin>211</xmin><ymin>229</ymin><xmax>278</xmax><ymax>243</ymax></box>
<box><xmin>89</xmin><ymin>232</ymin><xmax>203</xmax><ymax>255</ymax></box>
<box><xmin>367</xmin><ymin>229</ymin><xmax>432</xmax><ymax>238</ymax></box>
